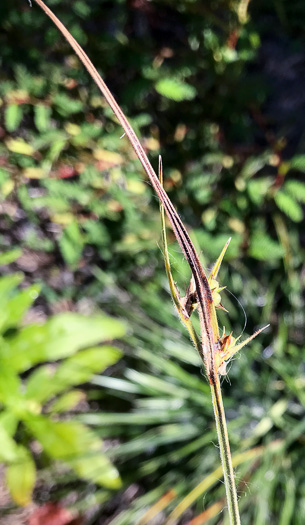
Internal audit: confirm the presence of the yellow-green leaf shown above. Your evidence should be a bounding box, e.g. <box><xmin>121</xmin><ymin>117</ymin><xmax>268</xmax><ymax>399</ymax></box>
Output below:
<box><xmin>6</xmin><ymin>138</ymin><xmax>34</xmax><ymax>156</ymax></box>
<box><xmin>48</xmin><ymin>390</ymin><xmax>86</xmax><ymax>413</ymax></box>
<box><xmin>155</xmin><ymin>78</ymin><xmax>196</xmax><ymax>102</ymax></box>
<box><xmin>26</xmin><ymin>344</ymin><xmax>122</xmax><ymax>403</ymax></box>
<box><xmin>27</xmin><ymin>416</ymin><xmax>121</xmax><ymax>489</ymax></box>
<box><xmin>5</xmin><ymin>447</ymin><xmax>36</xmax><ymax>506</ymax></box>
<box><xmin>6</xmin><ymin>313</ymin><xmax>126</xmax><ymax>372</ymax></box>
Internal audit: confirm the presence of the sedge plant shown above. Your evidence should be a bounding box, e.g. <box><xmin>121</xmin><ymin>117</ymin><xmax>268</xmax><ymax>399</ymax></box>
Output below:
<box><xmin>28</xmin><ymin>1</ymin><xmax>268</xmax><ymax>522</ymax></box>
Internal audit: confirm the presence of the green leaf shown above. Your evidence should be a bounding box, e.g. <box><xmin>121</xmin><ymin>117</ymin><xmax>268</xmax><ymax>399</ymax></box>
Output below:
<box><xmin>55</xmin><ymin>345</ymin><xmax>123</xmax><ymax>387</ymax></box>
<box><xmin>59</xmin><ymin>221</ymin><xmax>84</xmax><ymax>267</ymax></box>
<box><xmin>240</xmin><ymin>156</ymin><xmax>267</xmax><ymax>179</ymax></box>
<box><xmin>6</xmin><ymin>313</ymin><xmax>126</xmax><ymax>372</ymax></box>
<box><xmin>5</xmin><ymin>104</ymin><xmax>23</xmax><ymax>132</ymax></box>
<box><xmin>54</xmin><ymin>93</ymin><xmax>84</xmax><ymax>116</ymax></box>
<box><xmin>0</xmin><ymin>412</ymin><xmax>19</xmax><ymax>437</ymax></box>
<box><xmin>0</xmin><ymin>284</ymin><xmax>40</xmax><ymax>334</ymax></box>
<box><xmin>34</xmin><ymin>104</ymin><xmax>51</xmax><ymax>132</ymax></box>
<box><xmin>247</xmin><ymin>177</ymin><xmax>272</xmax><ymax>205</ymax></box>
<box><xmin>0</xmin><ymin>273</ymin><xmax>24</xmax><ymax>302</ymax></box>
<box><xmin>0</xmin><ymin>362</ymin><xmax>22</xmax><ymax>406</ymax></box>
<box><xmin>0</xmin><ymin>249</ymin><xmax>22</xmax><ymax>265</ymax></box>
<box><xmin>290</xmin><ymin>154</ymin><xmax>305</xmax><ymax>172</ymax></box>
<box><xmin>274</xmin><ymin>191</ymin><xmax>303</xmax><ymax>222</ymax></box>
<box><xmin>0</xmin><ymin>425</ymin><xmax>36</xmax><ymax>506</ymax></box>
<box><xmin>249</xmin><ymin>233</ymin><xmax>284</xmax><ymax>260</ymax></box>
<box><xmin>0</xmin><ymin>424</ymin><xmax>19</xmax><ymax>463</ymax></box>
<box><xmin>155</xmin><ymin>78</ymin><xmax>197</xmax><ymax>102</ymax></box>
<box><xmin>6</xmin><ymin>446</ymin><xmax>36</xmax><ymax>506</ymax></box>
<box><xmin>26</xmin><ymin>345</ymin><xmax>123</xmax><ymax>403</ymax></box>
<box><xmin>48</xmin><ymin>390</ymin><xmax>86</xmax><ymax>413</ymax></box>
<box><xmin>26</xmin><ymin>416</ymin><xmax>121</xmax><ymax>489</ymax></box>
<box><xmin>285</xmin><ymin>180</ymin><xmax>305</xmax><ymax>204</ymax></box>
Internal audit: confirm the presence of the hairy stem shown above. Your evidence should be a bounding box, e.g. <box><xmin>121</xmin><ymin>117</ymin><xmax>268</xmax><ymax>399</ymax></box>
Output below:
<box><xmin>210</xmin><ymin>373</ymin><xmax>241</xmax><ymax>525</ymax></box>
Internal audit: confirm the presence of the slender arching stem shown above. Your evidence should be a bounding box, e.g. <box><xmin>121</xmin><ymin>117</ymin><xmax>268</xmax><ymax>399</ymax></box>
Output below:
<box><xmin>31</xmin><ymin>2</ymin><xmax>243</xmax><ymax>522</ymax></box>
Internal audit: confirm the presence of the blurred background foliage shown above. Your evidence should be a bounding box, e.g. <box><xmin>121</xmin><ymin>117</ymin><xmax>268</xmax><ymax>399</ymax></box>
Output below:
<box><xmin>0</xmin><ymin>0</ymin><xmax>305</xmax><ymax>523</ymax></box>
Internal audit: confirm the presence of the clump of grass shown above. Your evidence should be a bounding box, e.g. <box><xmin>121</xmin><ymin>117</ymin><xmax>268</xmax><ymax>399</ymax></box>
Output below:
<box><xmin>30</xmin><ymin>1</ymin><xmax>269</xmax><ymax>522</ymax></box>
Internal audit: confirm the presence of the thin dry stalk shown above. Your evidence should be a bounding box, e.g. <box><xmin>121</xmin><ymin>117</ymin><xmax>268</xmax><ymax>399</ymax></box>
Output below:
<box><xmin>30</xmin><ymin>2</ymin><xmax>269</xmax><ymax>523</ymax></box>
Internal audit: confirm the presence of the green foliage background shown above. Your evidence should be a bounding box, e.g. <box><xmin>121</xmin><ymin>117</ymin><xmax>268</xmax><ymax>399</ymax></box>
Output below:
<box><xmin>0</xmin><ymin>0</ymin><xmax>305</xmax><ymax>523</ymax></box>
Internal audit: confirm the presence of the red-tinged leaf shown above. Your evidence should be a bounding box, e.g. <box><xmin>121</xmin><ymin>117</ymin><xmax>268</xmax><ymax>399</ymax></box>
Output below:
<box><xmin>28</xmin><ymin>503</ymin><xmax>82</xmax><ymax>525</ymax></box>
<box><xmin>56</xmin><ymin>165</ymin><xmax>78</xmax><ymax>179</ymax></box>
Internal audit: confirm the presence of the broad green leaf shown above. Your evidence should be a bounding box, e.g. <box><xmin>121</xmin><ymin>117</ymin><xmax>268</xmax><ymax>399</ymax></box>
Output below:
<box><xmin>26</xmin><ymin>345</ymin><xmax>122</xmax><ymax>403</ymax></box>
<box><xmin>0</xmin><ymin>411</ymin><xmax>19</xmax><ymax>437</ymax></box>
<box><xmin>155</xmin><ymin>78</ymin><xmax>196</xmax><ymax>102</ymax></box>
<box><xmin>0</xmin><ymin>249</ymin><xmax>22</xmax><ymax>265</ymax></box>
<box><xmin>24</xmin><ymin>365</ymin><xmax>56</xmax><ymax>403</ymax></box>
<box><xmin>54</xmin><ymin>345</ymin><xmax>122</xmax><ymax>387</ymax></box>
<box><xmin>26</xmin><ymin>416</ymin><xmax>121</xmax><ymax>489</ymax></box>
<box><xmin>5</xmin><ymin>104</ymin><xmax>23</xmax><ymax>132</ymax></box>
<box><xmin>6</xmin><ymin>446</ymin><xmax>36</xmax><ymax>506</ymax></box>
<box><xmin>6</xmin><ymin>313</ymin><xmax>126</xmax><ymax>372</ymax></box>
<box><xmin>0</xmin><ymin>424</ymin><xmax>19</xmax><ymax>462</ymax></box>
<box><xmin>0</xmin><ymin>284</ymin><xmax>40</xmax><ymax>333</ymax></box>
<box><xmin>0</xmin><ymin>273</ymin><xmax>24</xmax><ymax>303</ymax></box>
<box><xmin>0</xmin><ymin>361</ymin><xmax>22</xmax><ymax>406</ymax></box>
<box><xmin>274</xmin><ymin>191</ymin><xmax>303</xmax><ymax>222</ymax></box>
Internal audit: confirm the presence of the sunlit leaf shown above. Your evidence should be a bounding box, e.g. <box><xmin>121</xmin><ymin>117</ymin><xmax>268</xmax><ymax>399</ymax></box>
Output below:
<box><xmin>6</xmin><ymin>446</ymin><xmax>36</xmax><ymax>506</ymax></box>
<box><xmin>26</xmin><ymin>345</ymin><xmax>123</xmax><ymax>403</ymax></box>
<box><xmin>274</xmin><ymin>191</ymin><xmax>303</xmax><ymax>222</ymax></box>
<box><xmin>0</xmin><ymin>284</ymin><xmax>40</xmax><ymax>333</ymax></box>
<box><xmin>0</xmin><ymin>424</ymin><xmax>19</xmax><ymax>463</ymax></box>
<box><xmin>0</xmin><ymin>274</ymin><xmax>24</xmax><ymax>302</ymax></box>
<box><xmin>34</xmin><ymin>104</ymin><xmax>51</xmax><ymax>132</ymax></box>
<box><xmin>155</xmin><ymin>78</ymin><xmax>196</xmax><ymax>102</ymax></box>
<box><xmin>6</xmin><ymin>313</ymin><xmax>126</xmax><ymax>372</ymax></box>
<box><xmin>6</xmin><ymin>138</ymin><xmax>34</xmax><ymax>156</ymax></box>
<box><xmin>6</xmin><ymin>313</ymin><xmax>125</xmax><ymax>371</ymax></box>
<box><xmin>0</xmin><ymin>411</ymin><xmax>19</xmax><ymax>437</ymax></box>
<box><xmin>0</xmin><ymin>249</ymin><xmax>22</xmax><ymax>265</ymax></box>
<box><xmin>47</xmin><ymin>390</ymin><xmax>86</xmax><ymax>413</ymax></box>
<box><xmin>290</xmin><ymin>154</ymin><xmax>305</xmax><ymax>172</ymax></box>
<box><xmin>0</xmin><ymin>363</ymin><xmax>22</xmax><ymax>406</ymax></box>
<box><xmin>5</xmin><ymin>104</ymin><xmax>23</xmax><ymax>132</ymax></box>
<box><xmin>285</xmin><ymin>180</ymin><xmax>305</xmax><ymax>204</ymax></box>
<box><xmin>27</xmin><ymin>416</ymin><xmax>121</xmax><ymax>489</ymax></box>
